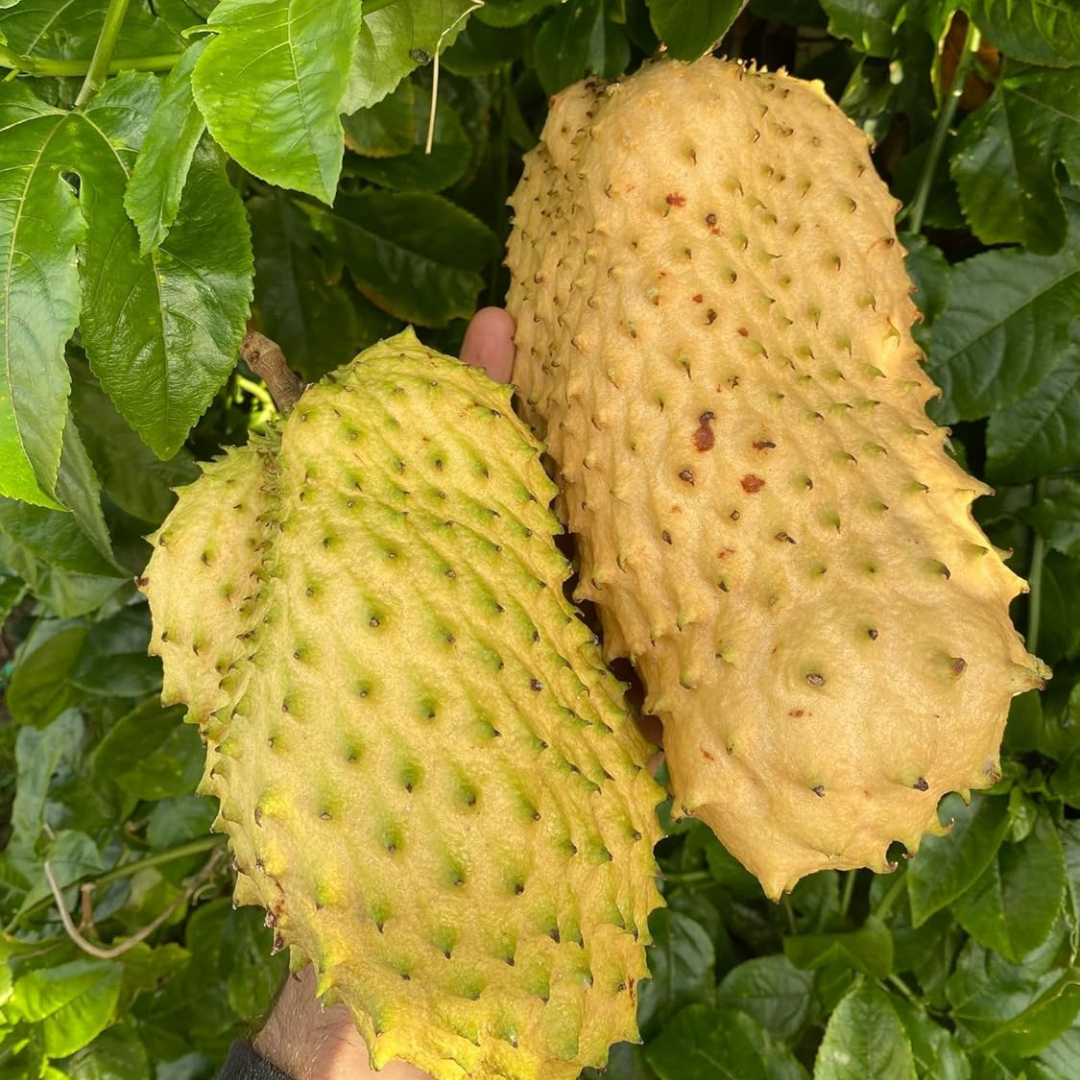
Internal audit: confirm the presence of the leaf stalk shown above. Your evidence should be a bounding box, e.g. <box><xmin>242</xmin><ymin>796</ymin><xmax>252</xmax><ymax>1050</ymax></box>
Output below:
<box><xmin>904</xmin><ymin>17</ymin><xmax>981</xmax><ymax>235</ymax></box>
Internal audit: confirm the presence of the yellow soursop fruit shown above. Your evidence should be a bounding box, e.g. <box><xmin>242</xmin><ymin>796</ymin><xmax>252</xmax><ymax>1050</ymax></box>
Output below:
<box><xmin>140</xmin><ymin>329</ymin><xmax>664</xmax><ymax>1080</ymax></box>
<box><xmin>506</xmin><ymin>58</ymin><xmax>1048</xmax><ymax>900</ymax></box>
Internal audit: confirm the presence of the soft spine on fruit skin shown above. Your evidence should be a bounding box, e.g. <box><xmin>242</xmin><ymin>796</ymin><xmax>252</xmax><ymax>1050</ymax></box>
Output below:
<box><xmin>506</xmin><ymin>57</ymin><xmax>1049</xmax><ymax>900</ymax></box>
<box><xmin>139</xmin><ymin>330</ymin><xmax>665</xmax><ymax>1080</ymax></box>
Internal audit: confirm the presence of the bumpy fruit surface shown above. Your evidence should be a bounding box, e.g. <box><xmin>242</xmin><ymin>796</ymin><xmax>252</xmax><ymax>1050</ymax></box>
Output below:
<box><xmin>141</xmin><ymin>330</ymin><xmax>663</xmax><ymax>1080</ymax></box>
<box><xmin>506</xmin><ymin>58</ymin><xmax>1048</xmax><ymax>899</ymax></box>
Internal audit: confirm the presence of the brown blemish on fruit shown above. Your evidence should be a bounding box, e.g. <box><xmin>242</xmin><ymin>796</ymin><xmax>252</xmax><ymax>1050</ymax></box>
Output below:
<box><xmin>950</xmin><ymin>657</ymin><xmax>967</xmax><ymax>676</ymax></box>
<box><xmin>741</xmin><ymin>474</ymin><xmax>765</xmax><ymax>493</ymax></box>
<box><xmin>693</xmin><ymin>412</ymin><xmax>716</xmax><ymax>451</ymax></box>
<box><xmin>717</xmin><ymin>548</ymin><xmax>735</xmax><ymax>559</ymax></box>
<box><xmin>753</xmin><ymin>440</ymin><xmax>776</xmax><ymax>450</ymax></box>
<box><xmin>666</xmin><ymin>193</ymin><xmax>686</xmax><ymax>207</ymax></box>
<box><xmin>701</xmin><ymin>748</ymin><xmax>714</xmax><ymax>761</ymax></box>
<box><xmin>913</xmin><ymin>777</ymin><xmax>929</xmax><ymax>791</ymax></box>
<box><xmin>679</xmin><ymin>469</ymin><xmax>695</xmax><ymax>484</ymax></box>
<box><xmin>692</xmin><ymin>294</ymin><xmax>703</xmax><ymax>303</ymax></box>
<box><xmin>789</xmin><ymin>709</ymin><xmax>804</xmax><ymax>717</ymax></box>
<box><xmin>806</xmin><ymin>673</ymin><xmax>825</xmax><ymax>686</ymax></box>
<box><xmin>737</xmin><ymin>326</ymin><xmax>749</xmax><ymax>337</ymax></box>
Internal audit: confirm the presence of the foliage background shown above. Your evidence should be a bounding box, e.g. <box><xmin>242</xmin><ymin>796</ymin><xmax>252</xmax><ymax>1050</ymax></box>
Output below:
<box><xmin>0</xmin><ymin>0</ymin><xmax>1078</xmax><ymax>1077</ymax></box>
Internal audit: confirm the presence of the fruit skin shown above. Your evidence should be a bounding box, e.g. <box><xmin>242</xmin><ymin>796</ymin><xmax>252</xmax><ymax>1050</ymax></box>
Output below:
<box><xmin>140</xmin><ymin>330</ymin><xmax>664</xmax><ymax>1080</ymax></box>
<box><xmin>506</xmin><ymin>58</ymin><xmax>1048</xmax><ymax>900</ymax></box>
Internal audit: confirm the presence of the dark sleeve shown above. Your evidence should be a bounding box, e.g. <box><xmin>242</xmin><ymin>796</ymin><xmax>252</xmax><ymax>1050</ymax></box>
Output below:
<box><xmin>218</xmin><ymin>1041</ymin><xmax>296</xmax><ymax>1080</ymax></box>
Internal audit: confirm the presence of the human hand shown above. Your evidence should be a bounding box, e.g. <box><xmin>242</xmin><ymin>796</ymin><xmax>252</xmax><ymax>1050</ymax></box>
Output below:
<box><xmin>250</xmin><ymin>308</ymin><xmax>516</xmax><ymax>1080</ymax></box>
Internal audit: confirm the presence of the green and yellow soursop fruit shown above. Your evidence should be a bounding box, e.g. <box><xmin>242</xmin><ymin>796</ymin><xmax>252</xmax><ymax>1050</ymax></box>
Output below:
<box><xmin>506</xmin><ymin>58</ymin><xmax>1048</xmax><ymax>900</ymax></box>
<box><xmin>140</xmin><ymin>330</ymin><xmax>664</xmax><ymax>1080</ymax></box>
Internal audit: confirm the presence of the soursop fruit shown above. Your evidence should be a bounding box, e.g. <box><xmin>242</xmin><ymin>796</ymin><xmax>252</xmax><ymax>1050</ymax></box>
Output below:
<box><xmin>506</xmin><ymin>58</ymin><xmax>1049</xmax><ymax>899</ymax></box>
<box><xmin>140</xmin><ymin>330</ymin><xmax>664</xmax><ymax>1080</ymax></box>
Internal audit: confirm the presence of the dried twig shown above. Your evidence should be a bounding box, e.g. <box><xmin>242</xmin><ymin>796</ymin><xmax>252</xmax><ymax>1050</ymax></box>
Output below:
<box><xmin>44</xmin><ymin>847</ymin><xmax>225</xmax><ymax>960</ymax></box>
<box><xmin>240</xmin><ymin>331</ymin><xmax>304</xmax><ymax>414</ymax></box>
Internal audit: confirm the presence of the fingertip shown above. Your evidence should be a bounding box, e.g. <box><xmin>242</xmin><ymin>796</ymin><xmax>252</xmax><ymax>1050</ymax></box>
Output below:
<box><xmin>461</xmin><ymin>307</ymin><xmax>516</xmax><ymax>384</ymax></box>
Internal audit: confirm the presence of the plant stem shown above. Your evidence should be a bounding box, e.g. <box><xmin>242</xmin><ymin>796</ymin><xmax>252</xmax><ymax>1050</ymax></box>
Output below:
<box><xmin>75</xmin><ymin>0</ymin><xmax>133</xmax><ymax>107</ymax></box>
<box><xmin>874</xmin><ymin>870</ymin><xmax>907</xmax><ymax>920</ymax></box>
<box><xmin>0</xmin><ymin>47</ymin><xmax>183</xmax><ymax>78</ymax></box>
<box><xmin>904</xmin><ymin>18</ymin><xmax>981</xmax><ymax>235</ymax></box>
<box><xmin>839</xmin><ymin>870</ymin><xmax>857</xmax><ymax>922</ymax></box>
<box><xmin>886</xmin><ymin>973</ymin><xmax>921</xmax><ymax>1006</ymax></box>
<box><xmin>1028</xmin><ymin>476</ymin><xmax>1049</xmax><ymax>656</ymax></box>
<box><xmin>10</xmin><ymin>835</ymin><xmax>226</xmax><ymax>928</ymax></box>
<box><xmin>661</xmin><ymin>870</ymin><xmax>712</xmax><ymax>886</ymax></box>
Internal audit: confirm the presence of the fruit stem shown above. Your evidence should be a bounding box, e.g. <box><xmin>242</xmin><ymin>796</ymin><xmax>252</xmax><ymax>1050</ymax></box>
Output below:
<box><xmin>904</xmin><ymin>17</ymin><xmax>981</xmax><ymax>236</ymax></box>
<box><xmin>240</xmin><ymin>331</ymin><xmax>304</xmax><ymax>414</ymax></box>
<box><xmin>8</xmin><ymin>835</ymin><xmax>226</xmax><ymax>929</ymax></box>
<box><xmin>76</xmin><ymin>0</ymin><xmax>134</xmax><ymax>107</ymax></box>
<box><xmin>1027</xmin><ymin>476</ymin><xmax>1049</xmax><ymax>656</ymax></box>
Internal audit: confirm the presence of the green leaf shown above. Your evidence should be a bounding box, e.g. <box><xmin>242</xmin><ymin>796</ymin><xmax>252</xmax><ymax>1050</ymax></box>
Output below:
<box><xmin>92</xmin><ymin>699</ymin><xmax>201</xmax><ymax>800</ymax></box>
<box><xmin>907</xmin><ymin>794</ymin><xmax>1012</xmax><ymax>927</ymax></box>
<box><xmin>340</xmin><ymin>79</ymin><xmax>417</xmax><ymax>157</ymax></box>
<box><xmin>342</xmin><ymin>0</ymin><xmax>476</xmax><ymax>114</ymax></box>
<box><xmin>947</xmin><ymin>922</ymin><xmax>1080</xmax><ymax>1051</ymax></box>
<box><xmin>70</xmin><ymin>608</ymin><xmax>161</xmax><ymax>699</ymax></box>
<box><xmin>192</xmin><ymin>0</ymin><xmax>361</xmax><ymax>203</ymax></box>
<box><xmin>636</xmin><ymin>910</ymin><xmax>716</xmax><ymax>1033</ymax></box>
<box><xmin>0</xmin><ymin>499</ymin><xmax>119</xmax><ymax>579</ymax></box>
<box><xmin>69</xmin><ymin>366</ymin><xmax>198</xmax><ymax>526</ymax></box>
<box><xmin>56</xmin><ymin>414</ymin><xmax>115</xmax><ymax>567</ymax></box>
<box><xmin>967</xmin><ymin>0</ymin><xmax>1080</xmax><ymax>67</ymax></box>
<box><xmin>717</xmin><ymin>955</ymin><xmax>815</xmax><ymax>1042</ymax></box>
<box><xmin>10</xmin><ymin>959</ymin><xmax>121</xmax><ymax>1057</ymax></box>
<box><xmin>0</xmin><ymin>573</ymin><xmax>25</xmax><ymax>622</ymax></box>
<box><xmin>819</xmin><ymin>0</ymin><xmax>905</xmax><ymax>56</ymax></box>
<box><xmin>441</xmin><ymin>17</ymin><xmax>528</xmax><ymax>75</ymax></box>
<box><xmin>902</xmin><ymin>233</ymin><xmax>951</xmax><ymax>350</ymax></box>
<box><xmin>13</xmin><ymin>829</ymin><xmax>103</xmax><ymax>923</ymax></box>
<box><xmin>77</xmin><ymin>79</ymin><xmax>253</xmax><ymax>459</ymax></box>
<box><xmin>346</xmin><ymin>90</ymin><xmax>471</xmax><ymax>193</ymax></box>
<box><xmin>891</xmin><ymin>997</ymin><xmax>971</xmax><ymax>1080</ymax></box>
<box><xmin>146</xmin><ymin>794</ymin><xmax>217</xmax><ymax>850</ymax></box>
<box><xmin>814</xmin><ymin>980</ymin><xmax>916</xmax><ymax>1080</ymax></box>
<box><xmin>0</xmin><ymin>0</ymin><xmax>181</xmax><ymax>62</ymax></box>
<box><xmin>474</xmin><ymin>0</ymin><xmax>559</xmax><ymax>26</ymax></box>
<box><xmin>986</xmin><ymin>353</ymin><xmax>1080</xmax><ymax>484</ymax></box>
<box><xmin>646</xmin><ymin>1004</ymin><xmax>809</xmax><ymax>1080</ymax></box>
<box><xmin>249</xmin><ymin>191</ymin><xmax>398</xmax><ymax>382</ymax></box>
<box><xmin>222</xmin><ymin>907</ymin><xmax>287</xmax><ymax>1017</ymax></box>
<box><xmin>784</xmin><ymin>915</ymin><xmax>894</xmax><ymax>980</ymax></box>
<box><xmin>304</xmin><ymin>190</ymin><xmax>497</xmax><ymax>326</ymax></box>
<box><xmin>978</xmin><ymin>970</ymin><xmax>1080</xmax><ymax>1057</ymax></box>
<box><xmin>8</xmin><ymin>711</ymin><xmax>84</xmax><ymax>856</ymax></box>
<box><xmin>6</xmin><ymin>621</ymin><xmax>88</xmax><ymax>727</ymax></box>
<box><xmin>951</xmin><ymin>67</ymin><xmax>1080</xmax><ymax>255</ymax></box>
<box><xmin>124</xmin><ymin>39</ymin><xmax>209</xmax><ymax>253</ymax></box>
<box><xmin>0</xmin><ymin>83</ymin><xmax>83</xmax><ymax>507</ymax></box>
<box><xmin>534</xmin><ymin>0</ymin><xmax>631</xmax><ymax>95</ymax></box>
<box><xmin>1022</xmin><ymin>481</ymin><xmax>1080</xmax><ymax>558</ymax></box>
<box><xmin>647</xmin><ymin>0</ymin><xmax>744</xmax><ymax>60</ymax></box>
<box><xmin>1038</xmin><ymin>554</ymin><xmax>1080</xmax><ymax>665</ymax></box>
<box><xmin>63</xmin><ymin>1024</ymin><xmax>150</xmax><ymax>1080</ymax></box>
<box><xmin>926</xmin><ymin>215</ymin><xmax>1080</xmax><ymax>423</ymax></box>
<box><xmin>952</xmin><ymin>813</ymin><xmax>1067</xmax><ymax>962</ymax></box>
